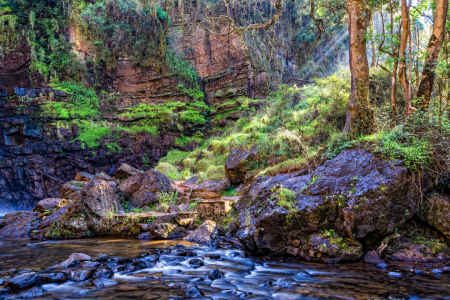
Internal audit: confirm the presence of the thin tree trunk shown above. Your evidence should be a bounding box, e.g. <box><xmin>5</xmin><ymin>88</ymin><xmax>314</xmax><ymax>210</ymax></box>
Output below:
<box><xmin>344</xmin><ymin>0</ymin><xmax>374</xmax><ymax>135</ymax></box>
<box><xmin>399</xmin><ymin>0</ymin><xmax>411</xmax><ymax>119</ymax></box>
<box><xmin>371</xmin><ymin>17</ymin><xmax>377</xmax><ymax>67</ymax></box>
<box><xmin>391</xmin><ymin>59</ymin><xmax>399</xmax><ymax>127</ymax></box>
<box><xmin>416</xmin><ymin>0</ymin><xmax>449</xmax><ymax>110</ymax></box>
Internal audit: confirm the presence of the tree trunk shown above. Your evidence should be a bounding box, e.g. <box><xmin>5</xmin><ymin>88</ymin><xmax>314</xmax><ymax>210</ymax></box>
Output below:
<box><xmin>344</xmin><ymin>0</ymin><xmax>374</xmax><ymax>135</ymax></box>
<box><xmin>391</xmin><ymin>59</ymin><xmax>399</xmax><ymax>127</ymax></box>
<box><xmin>371</xmin><ymin>17</ymin><xmax>377</xmax><ymax>67</ymax></box>
<box><xmin>416</xmin><ymin>0</ymin><xmax>449</xmax><ymax>110</ymax></box>
<box><xmin>399</xmin><ymin>0</ymin><xmax>411</xmax><ymax>119</ymax></box>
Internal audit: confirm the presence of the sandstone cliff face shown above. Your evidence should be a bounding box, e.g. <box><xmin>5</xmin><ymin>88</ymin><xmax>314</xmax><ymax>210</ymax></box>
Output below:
<box><xmin>169</xmin><ymin>20</ymin><xmax>268</xmax><ymax>105</ymax></box>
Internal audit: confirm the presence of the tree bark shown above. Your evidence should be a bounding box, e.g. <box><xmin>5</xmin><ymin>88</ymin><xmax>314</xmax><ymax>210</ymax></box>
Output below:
<box><xmin>399</xmin><ymin>0</ymin><xmax>411</xmax><ymax>118</ymax></box>
<box><xmin>344</xmin><ymin>0</ymin><xmax>374</xmax><ymax>135</ymax></box>
<box><xmin>416</xmin><ymin>0</ymin><xmax>449</xmax><ymax>110</ymax></box>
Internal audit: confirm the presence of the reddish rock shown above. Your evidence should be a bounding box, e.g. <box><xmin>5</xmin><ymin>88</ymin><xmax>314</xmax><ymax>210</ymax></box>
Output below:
<box><xmin>364</xmin><ymin>250</ymin><xmax>382</xmax><ymax>264</ymax></box>
<box><xmin>74</xmin><ymin>172</ymin><xmax>95</xmax><ymax>182</ymax></box>
<box><xmin>80</xmin><ymin>179</ymin><xmax>120</xmax><ymax>217</ymax></box>
<box><xmin>112</xmin><ymin>164</ymin><xmax>140</xmax><ymax>181</ymax></box>
<box><xmin>191</xmin><ymin>180</ymin><xmax>230</xmax><ymax>199</ymax></box>
<box><xmin>119</xmin><ymin>169</ymin><xmax>177</xmax><ymax>208</ymax></box>
<box><xmin>60</xmin><ymin>181</ymin><xmax>86</xmax><ymax>200</ymax></box>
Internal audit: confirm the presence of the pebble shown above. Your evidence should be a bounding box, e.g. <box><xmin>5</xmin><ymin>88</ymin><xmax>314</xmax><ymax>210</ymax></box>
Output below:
<box><xmin>433</xmin><ymin>269</ymin><xmax>443</xmax><ymax>274</ymax></box>
<box><xmin>376</xmin><ymin>263</ymin><xmax>388</xmax><ymax>269</ymax></box>
<box><xmin>414</xmin><ymin>270</ymin><xmax>423</xmax><ymax>274</ymax></box>
<box><xmin>388</xmin><ymin>272</ymin><xmax>402</xmax><ymax>277</ymax></box>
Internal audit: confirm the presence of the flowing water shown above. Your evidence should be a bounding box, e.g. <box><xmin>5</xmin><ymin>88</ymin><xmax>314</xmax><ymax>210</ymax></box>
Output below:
<box><xmin>0</xmin><ymin>238</ymin><xmax>450</xmax><ymax>299</ymax></box>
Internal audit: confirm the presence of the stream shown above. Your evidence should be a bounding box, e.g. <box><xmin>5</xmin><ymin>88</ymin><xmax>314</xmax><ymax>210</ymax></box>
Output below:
<box><xmin>1</xmin><ymin>238</ymin><xmax>450</xmax><ymax>299</ymax></box>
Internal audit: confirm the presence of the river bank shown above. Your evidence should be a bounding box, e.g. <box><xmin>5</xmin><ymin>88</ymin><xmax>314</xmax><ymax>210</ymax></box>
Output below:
<box><xmin>1</xmin><ymin>238</ymin><xmax>450</xmax><ymax>299</ymax></box>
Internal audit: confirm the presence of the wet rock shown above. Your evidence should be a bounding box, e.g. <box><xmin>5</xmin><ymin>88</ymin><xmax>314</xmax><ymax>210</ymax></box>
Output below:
<box><xmin>419</xmin><ymin>194</ymin><xmax>450</xmax><ymax>240</ymax></box>
<box><xmin>184</xmin><ymin>220</ymin><xmax>218</xmax><ymax>246</ymax></box>
<box><xmin>93</xmin><ymin>267</ymin><xmax>114</xmax><ymax>279</ymax></box>
<box><xmin>82</xmin><ymin>261</ymin><xmax>100</xmax><ymax>268</ymax></box>
<box><xmin>364</xmin><ymin>250</ymin><xmax>383</xmax><ymax>264</ymax></box>
<box><xmin>148</xmin><ymin>223</ymin><xmax>187</xmax><ymax>239</ymax></box>
<box><xmin>433</xmin><ymin>268</ymin><xmax>443</xmax><ymax>274</ymax></box>
<box><xmin>4</xmin><ymin>272</ymin><xmax>41</xmax><ymax>291</ymax></box>
<box><xmin>391</xmin><ymin>244</ymin><xmax>450</xmax><ymax>263</ymax></box>
<box><xmin>183</xmin><ymin>284</ymin><xmax>204</xmax><ymax>297</ymax></box>
<box><xmin>93</xmin><ymin>254</ymin><xmax>108</xmax><ymax>262</ymax></box>
<box><xmin>117</xmin><ymin>258</ymin><xmax>133</xmax><ymax>264</ymax></box>
<box><xmin>298</xmin><ymin>232</ymin><xmax>362</xmax><ymax>263</ymax></box>
<box><xmin>69</xmin><ymin>253</ymin><xmax>92</xmax><ymax>261</ymax></box>
<box><xmin>112</xmin><ymin>164</ymin><xmax>140</xmax><ymax>181</ymax></box>
<box><xmin>182</xmin><ymin>176</ymin><xmax>198</xmax><ymax>188</ymax></box>
<box><xmin>80</xmin><ymin>179</ymin><xmax>120</xmax><ymax>217</ymax></box>
<box><xmin>41</xmin><ymin>272</ymin><xmax>70</xmax><ymax>284</ymax></box>
<box><xmin>71</xmin><ymin>268</ymin><xmax>95</xmax><ymax>281</ymax></box>
<box><xmin>142</xmin><ymin>253</ymin><xmax>159</xmax><ymax>263</ymax></box>
<box><xmin>191</xmin><ymin>180</ymin><xmax>231</xmax><ymax>199</ymax></box>
<box><xmin>188</xmin><ymin>259</ymin><xmax>204</xmax><ymax>266</ymax></box>
<box><xmin>281</xmin><ymin>277</ymin><xmax>299</xmax><ymax>286</ymax></box>
<box><xmin>206</xmin><ymin>269</ymin><xmax>224</xmax><ymax>280</ymax></box>
<box><xmin>235</xmin><ymin>149</ymin><xmax>430</xmax><ymax>256</ymax></box>
<box><xmin>92</xmin><ymin>278</ymin><xmax>118</xmax><ymax>288</ymax></box>
<box><xmin>260</xmin><ymin>280</ymin><xmax>272</xmax><ymax>288</ymax></box>
<box><xmin>57</xmin><ymin>257</ymin><xmax>80</xmax><ymax>269</ymax></box>
<box><xmin>21</xmin><ymin>286</ymin><xmax>47</xmax><ymax>298</ymax></box>
<box><xmin>60</xmin><ymin>181</ymin><xmax>86</xmax><ymax>199</ymax></box>
<box><xmin>167</xmin><ymin>282</ymin><xmax>185</xmax><ymax>289</ymax></box>
<box><xmin>137</xmin><ymin>232</ymin><xmax>152</xmax><ymax>239</ymax></box>
<box><xmin>376</xmin><ymin>263</ymin><xmax>387</xmax><ymax>268</ymax></box>
<box><xmin>229</xmin><ymin>289</ymin><xmax>249</xmax><ymax>298</ymax></box>
<box><xmin>131</xmin><ymin>260</ymin><xmax>148</xmax><ymax>270</ymax></box>
<box><xmin>74</xmin><ymin>172</ymin><xmax>95</xmax><ymax>182</ymax></box>
<box><xmin>225</xmin><ymin>147</ymin><xmax>259</xmax><ymax>184</ymax></box>
<box><xmin>119</xmin><ymin>170</ymin><xmax>177</xmax><ymax>208</ymax></box>
<box><xmin>0</xmin><ymin>212</ymin><xmax>41</xmax><ymax>238</ymax></box>
<box><xmin>147</xmin><ymin>272</ymin><xmax>163</xmax><ymax>279</ymax></box>
<box><xmin>388</xmin><ymin>272</ymin><xmax>402</xmax><ymax>277</ymax></box>
<box><xmin>32</xmin><ymin>198</ymin><xmax>66</xmax><ymax>213</ymax></box>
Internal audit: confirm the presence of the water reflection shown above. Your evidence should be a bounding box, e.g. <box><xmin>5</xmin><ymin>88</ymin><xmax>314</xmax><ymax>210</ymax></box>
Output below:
<box><xmin>0</xmin><ymin>238</ymin><xmax>449</xmax><ymax>299</ymax></box>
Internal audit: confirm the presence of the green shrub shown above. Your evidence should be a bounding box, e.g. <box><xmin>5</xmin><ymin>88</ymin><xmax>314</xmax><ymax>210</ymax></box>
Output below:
<box><xmin>155</xmin><ymin>162</ymin><xmax>180</xmax><ymax>180</ymax></box>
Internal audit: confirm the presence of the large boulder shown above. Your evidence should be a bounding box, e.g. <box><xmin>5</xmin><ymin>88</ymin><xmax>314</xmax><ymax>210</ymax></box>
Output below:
<box><xmin>234</xmin><ymin>149</ymin><xmax>430</xmax><ymax>259</ymax></box>
<box><xmin>184</xmin><ymin>220</ymin><xmax>218</xmax><ymax>246</ymax></box>
<box><xmin>225</xmin><ymin>147</ymin><xmax>259</xmax><ymax>184</ymax></box>
<box><xmin>112</xmin><ymin>164</ymin><xmax>140</xmax><ymax>181</ymax></box>
<box><xmin>80</xmin><ymin>179</ymin><xmax>120</xmax><ymax>217</ymax></box>
<box><xmin>39</xmin><ymin>201</ymin><xmax>91</xmax><ymax>239</ymax></box>
<box><xmin>190</xmin><ymin>180</ymin><xmax>230</xmax><ymax>199</ymax></box>
<box><xmin>0</xmin><ymin>212</ymin><xmax>41</xmax><ymax>238</ymax></box>
<box><xmin>391</xmin><ymin>243</ymin><xmax>450</xmax><ymax>263</ymax></box>
<box><xmin>119</xmin><ymin>170</ymin><xmax>177</xmax><ymax>208</ymax></box>
<box><xmin>419</xmin><ymin>193</ymin><xmax>450</xmax><ymax>240</ymax></box>
<box><xmin>32</xmin><ymin>198</ymin><xmax>67</xmax><ymax>213</ymax></box>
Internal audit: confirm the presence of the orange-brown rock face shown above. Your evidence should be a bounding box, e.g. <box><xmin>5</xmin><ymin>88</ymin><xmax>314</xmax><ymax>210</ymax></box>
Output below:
<box><xmin>112</xmin><ymin>58</ymin><xmax>190</xmax><ymax>108</ymax></box>
<box><xmin>169</xmin><ymin>21</ymin><xmax>268</xmax><ymax>106</ymax></box>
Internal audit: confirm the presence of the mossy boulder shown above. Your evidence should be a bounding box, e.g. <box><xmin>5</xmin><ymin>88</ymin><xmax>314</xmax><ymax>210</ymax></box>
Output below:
<box><xmin>235</xmin><ymin>149</ymin><xmax>431</xmax><ymax>259</ymax></box>
<box><xmin>225</xmin><ymin>147</ymin><xmax>259</xmax><ymax>185</ymax></box>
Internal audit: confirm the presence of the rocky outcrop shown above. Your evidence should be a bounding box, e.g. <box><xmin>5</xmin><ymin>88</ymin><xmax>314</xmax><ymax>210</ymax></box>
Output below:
<box><xmin>0</xmin><ymin>211</ymin><xmax>41</xmax><ymax>238</ymax></box>
<box><xmin>80</xmin><ymin>179</ymin><xmax>120</xmax><ymax>217</ymax></box>
<box><xmin>190</xmin><ymin>180</ymin><xmax>230</xmax><ymax>199</ymax></box>
<box><xmin>234</xmin><ymin>149</ymin><xmax>431</xmax><ymax>260</ymax></box>
<box><xmin>119</xmin><ymin>170</ymin><xmax>177</xmax><ymax>208</ymax></box>
<box><xmin>225</xmin><ymin>147</ymin><xmax>259</xmax><ymax>184</ymax></box>
<box><xmin>419</xmin><ymin>193</ymin><xmax>450</xmax><ymax>239</ymax></box>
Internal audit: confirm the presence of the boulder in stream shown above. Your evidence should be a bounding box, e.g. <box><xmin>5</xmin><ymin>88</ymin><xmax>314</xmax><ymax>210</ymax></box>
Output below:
<box><xmin>0</xmin><ymin>212</ymin><xmax>41</xmax><ymax>238</ymax></box>
<box><xmin>184</xmin><ymin>220</ymin><xmax>218</xmax><ymax>246</ymax></box>
<box><xmin>235</xmin><ymin>149</ymin><xmax>431</xmax><ymax>260</ymax></box>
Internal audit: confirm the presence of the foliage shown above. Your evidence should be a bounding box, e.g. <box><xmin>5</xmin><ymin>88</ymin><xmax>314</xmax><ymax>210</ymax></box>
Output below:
<box><xmin>156</xmin><ymin>191</ymin><xmax>178</xmax><ymax>211</ymax></box>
